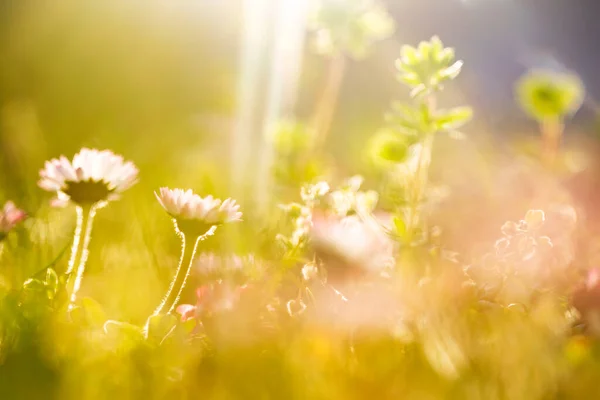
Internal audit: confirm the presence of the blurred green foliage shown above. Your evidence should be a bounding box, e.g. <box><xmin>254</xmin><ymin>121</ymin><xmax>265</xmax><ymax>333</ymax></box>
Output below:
<box><xmin>308</xmin><ymin>0</ymin><xmax>395</xmax><ymax>59</ymax></box>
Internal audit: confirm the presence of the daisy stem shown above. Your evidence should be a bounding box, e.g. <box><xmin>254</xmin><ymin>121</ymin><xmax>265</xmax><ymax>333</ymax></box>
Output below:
<box><xmin>167</xmin><ymin>234</ymin><xmax>208</xmax><ymax>314</ymax></box>
<box><xmin>66</xmin><ymin>206</ymin><xmax>85</xmax><ymax>276</ymax></box>
<box><xmin>154</xmin><ymin>228</ymin><xmax>214</xmax><ymax>316</ymax></box>
<box><xmin>66</xmin><ymin>204</ymin><xmax>97</xmax><ymax>310</ymax></box>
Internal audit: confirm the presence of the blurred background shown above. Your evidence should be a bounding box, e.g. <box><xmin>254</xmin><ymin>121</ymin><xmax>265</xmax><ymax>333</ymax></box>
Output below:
<box><xmin>2</xmin><ymin>1</ymin><xmax>600</xmax><ymax>399</ymax></box>
<box><xmin>0</xmin><ymin>0</ymin><xmax>599</xmax><ymax>321</ymax></box>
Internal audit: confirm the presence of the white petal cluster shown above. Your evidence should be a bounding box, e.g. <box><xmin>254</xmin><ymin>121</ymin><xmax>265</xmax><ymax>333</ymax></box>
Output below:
<box><xmin>38</xmin><ymin>148</ymin><xmax>138</xmax><ymax>206</ymax></box>
<box><xmin>155</xmin><ymin>188</ymin><xmax>242</xmax><ymax>226</ymax></box>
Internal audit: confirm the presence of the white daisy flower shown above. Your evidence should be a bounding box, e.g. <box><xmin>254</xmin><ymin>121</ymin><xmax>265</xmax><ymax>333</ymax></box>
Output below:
<box><xmin>38</xmin><ymin>148</ymin><xmax>138</xmax><ymax>207</ymax></box>
<box><xmin>155</xmin><ymin>187</ymin><xmax>242</xmax><ymax>236</ymax></box>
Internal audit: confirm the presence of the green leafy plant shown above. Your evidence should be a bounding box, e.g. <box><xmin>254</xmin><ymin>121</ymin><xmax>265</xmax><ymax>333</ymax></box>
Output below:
<box><xmin>379</xmin><ymin>36</ymin><xmax>472</xmax><ymax>253</ymax></box>
<box><xmin>396</xmin><ymin>36</ymin><xmax>464</xmax><ymax>98</ymax></box>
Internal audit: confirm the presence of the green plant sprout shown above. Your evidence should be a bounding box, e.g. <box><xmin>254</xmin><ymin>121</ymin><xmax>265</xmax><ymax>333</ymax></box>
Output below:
<box><xmin>384</xmin><ymin>36</ymin><xmax>472</xmax><ymax>251</ymax></box>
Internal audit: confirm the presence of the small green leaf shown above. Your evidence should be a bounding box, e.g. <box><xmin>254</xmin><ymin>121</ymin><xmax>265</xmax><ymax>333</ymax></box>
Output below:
<box><xmin>439</xmin><ymin>60</ymin><xmax>463</xmax><ymax>80</ymax></box>
<box><xmin>104</xmin><ymin>320</ymin><xmax>145</xmax><ymax>343</ymax></box>
<box><xmin>181</xmin><ymin>318</ymin><xmax>197</xmax><ymax>334</ymax></box>
<box><xmin>69</xmin><ymin>306</ymin><xmax>86</xmax><ymax>325</ymax></box>
<box><xmin>409</xmin><ymin>84</ymin><xmax>428</xmax><ymax>98</ymax></box>
<box><xmin>279</xmin><ymin>203</ymin><xmax>304</xmax><ymax>218</ymax></box>
<box><xmin>397</xmin><ymin>73</ymin><xmax>422</xmax><ymax>88</ymax></box>
<box><xmin>146</xmin><ymin>313</ymin><xmax>178</xmax><ymax>343</ymax></box>
<box><xmin>430</xmin><ymin>36</ymin><xmax>443</xmax><ymax>59</ymax></box>
<box><xmin>81</xmin><ymin>297</ymin><xmax>107</xmax><ymax>328</ymax></box>
<box><xmin>22</xmin><ymin>278</ymin><xmax>46</xmax><ymax>293</ymax></box>
<box><xmin>400</xmin><ymin>45</ymin><xmax>419</xmax><ymax>66</ymax></box>
<box><xmin>393</xmin><ymin>216</ymin><xmax>408</xmax><ymax>240</ymax></box>
<box><xmin>45</xmin><ymin>268</ymin><xmax>59</xmax><ymax>294</ymax></box>
<box><xmin>276</xmin><ymin>234</ymin><xmax>293</xmax><ymax>250</ymax></box>
<box><xmin>435</xmin><ymin>106</ymin><xmax>473</xmax><ymax>131</ymax></box>
<box><xmin>437</xmin><ymin>48</ymin><xmax>455</xmax><ymax>65</ymax></box>
<box><xmin>417</xmin><ymin>40</ymin><xmax>432</xmax><ymax>61</ymax></box>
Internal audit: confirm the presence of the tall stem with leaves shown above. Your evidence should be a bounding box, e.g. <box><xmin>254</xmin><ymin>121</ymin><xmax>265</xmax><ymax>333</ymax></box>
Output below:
<box><xmin>387</xmin><ymin>37</ymin><xmax>472</xmax><ymax>250</ymax></box>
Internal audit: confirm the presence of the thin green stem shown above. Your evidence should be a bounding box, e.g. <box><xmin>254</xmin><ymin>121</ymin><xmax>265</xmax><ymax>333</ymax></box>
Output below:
<box><xmin>312</xmin><ymin>55</ymin><xmax>346</xmax><ymax>149</ymax></box>
<box><xmin>152</xmin><ymin>225</ymin><xmax>216</xmax><ymax>317</ymax></box>
<box><xmin>404</xmin><ymin>94</ymin><xmax>437</xmax><ymax>243</ymax></box>
<box><xmin>166</xmin><ymin>235</ymin><xmax>205</xmax><ymax>314</ymax></box>
<box><xmin>67</xmin><ymin>205</ymin><xmax>96</xmax><ymax>310</ymax></box>
<box><xmin>540</xmin><ymin>116</ymin><xmax>564</xmax><ymax>167</ymax></box>
<box><xmin>153</xmin><ymin>233</ymin><xmax>190</xmax><ymax>316</ymax></box>
<box><xmin>405</xmin><ymin>132</ymin><xmax>435</xmax><ymax>245</ymax></box>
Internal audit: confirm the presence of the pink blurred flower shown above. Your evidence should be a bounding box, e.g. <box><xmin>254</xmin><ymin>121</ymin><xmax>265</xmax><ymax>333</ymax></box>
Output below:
<box><xmin>176</xmin><ymin>282</ymin><xmax>247</xmax><ymax>322</ymax></box>
<box><xmin>311</xmin><ymin>214</ymin><xmax>394</xmax><ymax>278</ymax></box>
<box><xmin>0</xmin><ymin>201</ymin><xmax>26</xmax><ymax>239</ymax></box>
<box><xmin>38</xmin><ymin>148</ymin><xmax>138</xmax><ymax>207</ymax></box>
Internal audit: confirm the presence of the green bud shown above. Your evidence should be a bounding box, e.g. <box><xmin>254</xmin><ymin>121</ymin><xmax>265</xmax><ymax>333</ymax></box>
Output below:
<box><xmin>515</xmin><ymin>69</ymin><xmax>585</xmax><ymax>121</ymax></box>
<box><xmin>368</xmin><ymin>129</ymin><xmax>410</xmax><ymax>165</ymax></box>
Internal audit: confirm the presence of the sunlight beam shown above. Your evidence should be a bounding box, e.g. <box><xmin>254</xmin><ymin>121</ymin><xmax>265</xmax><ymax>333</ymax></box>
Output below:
<box><xmin>255</xmin><ymin>0</ymin><xmax>310</xmax><ymax>210</ymax></box>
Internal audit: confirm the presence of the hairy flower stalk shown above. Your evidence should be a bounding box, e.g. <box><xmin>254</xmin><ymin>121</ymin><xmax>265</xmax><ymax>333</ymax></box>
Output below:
<box><xmin>153</xmin><ymin>188</ymin><xmax>242</xmax><ymax>317</ymax></box>
<box><xmin>66</xmin><ymin>205</ymin><xmax>97</xmax><ymax>309</ymax></box>
<box><xmin>66</xmin><ymin>205</ymin><xmax>85</xmax><ymax>277</ymax></box>
<box><xmin>153</xmin><ymin>224</ymin><xmax>214</xmax><ymax>316</ymax></box>
<box><xmin>38</xmin><ymin>148</ymin><xmax>138</xmax><ymax>310</ymax></box>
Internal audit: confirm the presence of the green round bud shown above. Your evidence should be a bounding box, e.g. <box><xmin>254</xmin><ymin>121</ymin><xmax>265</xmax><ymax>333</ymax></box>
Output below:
<box><xmin>515</xmin><ymin>69</ymin><xmax>585</xmax><ymax>121</ymax></box>
<box><xmin>368</xmin><ymin>129</ymin><xmax>410</xmax><ymax>165</ymax></box>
